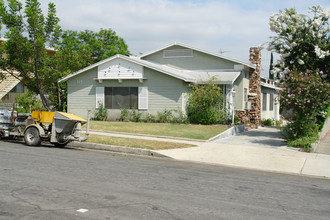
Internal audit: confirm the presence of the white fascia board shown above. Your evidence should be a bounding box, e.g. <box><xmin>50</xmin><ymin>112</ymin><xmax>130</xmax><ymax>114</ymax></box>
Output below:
<box><xmin>139</xmin><ymin>42</ymin><xmax>256</xmax><ymax>69</ymax></box>
<box><xmin>261</xmin><ymin>82</ymin><xmax>281</xmax><ymax>90</ymax></box>
<box><xmin>58</xmin><ymin>55</ymin><xmax>122</xmax><ymax>82</ymax></box>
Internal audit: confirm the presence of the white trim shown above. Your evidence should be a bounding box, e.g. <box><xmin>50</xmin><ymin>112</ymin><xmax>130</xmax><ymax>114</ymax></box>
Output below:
<box><xmin>95</xmin><ymin>87</ymin><xmax>104</xmax><ymax>108</ymax></box>
<box><xmin>138</xmin><ymin>87</ymin><xmax>148</xmax><ymax>110</ymax></box>
<box><xmin>261</xmin><ymin>82</ymin><xmax>281</xmax><ymax>90</ymax></box>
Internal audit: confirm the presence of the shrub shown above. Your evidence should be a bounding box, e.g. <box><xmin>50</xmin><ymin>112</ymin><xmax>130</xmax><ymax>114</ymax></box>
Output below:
<box><xmin>170</xmin><ymin>109</ymin><xmax>187</xmax><ymax>124</ymax></box>
<box><xmin>92</xmin><ymin>104</ymin><xmax>108</xmax><ymax>121</ymax></box>
<box><xmin>131</xmin><ymin>107</ymin><xmax>143</xmax><ymax>122</ymax></box>
<box><xmin>275</xmin><ymin>120</ymin><xmax>282</xmax><ymax>127</ymax></box>
<box><xmin>119</xmin><ymin>107</ymin><xmax>130</xmax><ymax>122</ymax></box>
<box><xmin>143</xmin><ymin>113</ymin><xmax>156</xmax><ymax>123</ymax></box>
<box><xmin>186</xmin><ymin>79</ymin><xmax>225</xmax><ymax>125</ymax></box>
<box><xmin>261</xmin><ymin>119</ymin><xmax>273</xmax><ymax>126</ymax></box>
<box><xmin>157</xmin><ymin>109</ymin><xmax>174</xmax><ymax>123</ymax></box>
<box><xmin>280</xmin><ymin>69</ymin><xmax>329</xmax><ymax>141</ymax></box>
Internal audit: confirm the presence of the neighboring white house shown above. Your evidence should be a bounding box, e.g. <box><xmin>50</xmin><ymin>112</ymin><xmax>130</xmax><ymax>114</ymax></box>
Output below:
<box><xmin>59</xmin><ymin>42</ymin><xmax>280</xmax><ymax>123</ymax></box>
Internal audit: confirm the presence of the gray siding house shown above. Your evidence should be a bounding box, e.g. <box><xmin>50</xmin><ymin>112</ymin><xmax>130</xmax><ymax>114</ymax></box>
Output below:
<box><xmin>59</xmin><ymin>42</ymin><xmax>280</xmax><ymax>122</ymax></box>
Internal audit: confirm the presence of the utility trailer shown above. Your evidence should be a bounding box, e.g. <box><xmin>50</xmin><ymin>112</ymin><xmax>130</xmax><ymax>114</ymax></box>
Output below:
<box><xmin>0</xmin><ymin>110</ymin><xmax>89</xmax><ymax>146</ymax></box>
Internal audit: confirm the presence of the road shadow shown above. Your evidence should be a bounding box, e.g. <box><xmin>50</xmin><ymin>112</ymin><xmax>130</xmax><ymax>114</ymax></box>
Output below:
<box><xmin>0</xmin><ymin>139</ymin><xmax>82</xmax><ymax>151</ymax></box>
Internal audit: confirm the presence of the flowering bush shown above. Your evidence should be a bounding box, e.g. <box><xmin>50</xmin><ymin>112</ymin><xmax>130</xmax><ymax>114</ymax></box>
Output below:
<box><xmin>186</xmin><ymin>79</ymin><xmax>225</xmax><ymax>124</ymax></box>
<box><xmin>280</xmin><ymin>69</ymin><xmax>330</xmax><ymax>149</ymax></box>
<box><xmin>268</xmin><ymin>5</ymin><xmax>329</xmax><ymax>81</ymax></box>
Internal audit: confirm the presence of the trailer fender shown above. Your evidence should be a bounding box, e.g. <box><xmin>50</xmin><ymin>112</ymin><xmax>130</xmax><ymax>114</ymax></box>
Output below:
<box><xmin>24</xmin><ymin>124</ymin><xmax>45</xmax><ymax>137</ymax></box>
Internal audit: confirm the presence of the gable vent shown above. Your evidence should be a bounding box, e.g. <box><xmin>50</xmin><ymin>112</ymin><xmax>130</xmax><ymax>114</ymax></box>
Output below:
<box><xmin>163</xmin><ymin>49</ymin><xmax>193</xmax><ymax>58</ymax></box>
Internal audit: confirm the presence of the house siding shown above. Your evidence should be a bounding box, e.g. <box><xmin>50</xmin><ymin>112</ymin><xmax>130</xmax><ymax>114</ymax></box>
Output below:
<box><xmin>142</xmin><ymin>45</ymin><xmax>239</xmax><ymax>70</ymax></box>
<box><xmin>67</xmin><ymin>65</ymin><xmax>187</xmax><ymax>120</ymax></box>
<box><xmin>231</xmin><ymin>70</ymin><xmax>249</xmax><ymax>110</ymax></box>
<box><xmin>67</xmin><ymin>67</ymin><xmax>98</xmax><ymax>118</ymax></box>
<box><xmin>261</xmin><ymin>87</ymin><xmax>280</xmax><ymax>121</ymax></box>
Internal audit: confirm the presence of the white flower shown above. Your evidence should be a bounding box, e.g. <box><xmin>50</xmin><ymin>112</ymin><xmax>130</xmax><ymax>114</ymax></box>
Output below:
<box><xmin>321</xmin><ymin>9</ymin><xmax>330</xmax><ymax>19</ymax></box>
<box><xmin>291</xmin><ymin>42</ymin><xmax>297</xmax><ymax>47</ymax></box>
<box><xmin>298</xmin><ymin>59</ymin><xmax>305</xmax><ymax>65</ymax></box>
<box><xmin>312</xmin><ymin>19</ymin><xmax>321</xmax><ymax>28</ymax></box>
<box><xmin>315</xmin><ymin>45</ymin><xmax>330</xmax><ymax>59</ymax></box>
<box><xmin>284</xmin><ymin>44</ymin><xmax>290</xmax><ymax>50</ymax></box>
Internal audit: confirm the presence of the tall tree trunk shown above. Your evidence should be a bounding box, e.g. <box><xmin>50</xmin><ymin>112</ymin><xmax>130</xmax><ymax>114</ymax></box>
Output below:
<box><xmin>56</xmin><ymin>81</ymin><xmax>61</xmax><ymax>111</ymax></box>
<box><xmin>39</xmin><ymin>88</ymin><xmax>51</xmax><ymax>111</ymax></box>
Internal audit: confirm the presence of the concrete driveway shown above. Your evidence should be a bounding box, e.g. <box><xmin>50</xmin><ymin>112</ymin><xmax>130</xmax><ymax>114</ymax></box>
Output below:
<box><xmin>156</xmin><ymin>126</ymin><xmax>330</xmax><ymax>178</ymax></box>
<box><xmin>211</xmin><ymin>126</ymin><xmax>287</xmax><ymax>148</ymax></box>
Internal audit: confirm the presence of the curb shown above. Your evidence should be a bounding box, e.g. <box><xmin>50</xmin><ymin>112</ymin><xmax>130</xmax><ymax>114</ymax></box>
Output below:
<box><xmin>208</xmin><ymin>125</ymin><xmax>245</xmax><ymax>142</ymax></box>
<box><xmin>68</xmin><ymin>141</ymin><xmax>170</xmax><ymax>158</ymax></box>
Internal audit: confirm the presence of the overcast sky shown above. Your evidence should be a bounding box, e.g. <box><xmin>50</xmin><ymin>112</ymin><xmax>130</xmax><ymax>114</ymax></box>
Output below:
<box><xmin>34</xmin><ymin>0</ymin><xmax>330</xmax><ymax>77</ymax></box>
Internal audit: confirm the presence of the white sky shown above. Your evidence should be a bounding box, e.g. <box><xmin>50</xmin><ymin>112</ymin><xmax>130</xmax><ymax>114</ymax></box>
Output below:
<box><xmin>32</xmin><ymin>0</ymin><xmax>330</xmax><ymax>76</ymax></box>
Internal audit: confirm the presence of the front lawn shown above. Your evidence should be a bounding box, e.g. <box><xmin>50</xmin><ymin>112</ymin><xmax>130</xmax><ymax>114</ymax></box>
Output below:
<box><xmin>87</xmin><ymin>135</ymin><xmax>195</xmax><ymax>150</ymax></box>
<box><xmin>88</xmin><ymin>121</ymin><xmax>229</xmax><ymax>140</ymax></box>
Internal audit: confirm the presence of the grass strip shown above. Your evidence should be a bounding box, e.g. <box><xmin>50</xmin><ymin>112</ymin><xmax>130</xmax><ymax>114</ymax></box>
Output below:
<box><xmin>86</xmin><ymin>135</ymin><xmax>196</xmax><ymax>150</ymax></box>
<box><xmin>88</xmin><ymin>121</ymin><xmax>228</xmax><ymax>140</ymax></box>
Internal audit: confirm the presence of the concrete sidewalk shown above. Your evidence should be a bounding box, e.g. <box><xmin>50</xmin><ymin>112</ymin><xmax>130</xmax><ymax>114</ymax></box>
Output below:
<box><xmin>70</xmin><ymin>127</ymin><xmax>330</xmax><ymax>179</ymax></box>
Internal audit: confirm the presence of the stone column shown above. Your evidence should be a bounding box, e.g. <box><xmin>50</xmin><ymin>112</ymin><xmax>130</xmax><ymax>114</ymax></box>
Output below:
<box><xmin>248</xmin><ymin>47</ymin><xmax>261</xmax><ymax>125</ymax></box>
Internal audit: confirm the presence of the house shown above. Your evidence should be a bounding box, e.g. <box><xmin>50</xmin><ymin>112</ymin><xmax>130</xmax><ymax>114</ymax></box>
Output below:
<box><xmin>0</xmin><ymin>38</ymin><xmax>56</xmax><ymax>106</ymax></box>
<box><xmin>59</xmin><ymin>42</ymin><xmax>280</xmax><ymax>124</ymax></box>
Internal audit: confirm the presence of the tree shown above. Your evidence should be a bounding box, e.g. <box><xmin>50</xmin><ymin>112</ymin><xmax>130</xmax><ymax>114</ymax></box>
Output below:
<box><xmin>280</xmin><ymin>69</ymin><xmax>329</xmax><ymax>150</ymax></box>
<box><xmin>0</xmin><ymin>0</ymin><xmax>61</xmax><ymax>111</ymax></box>
<box><xmin>269</xmin><ymin>52</ymin><xmax>274</xmax><ymax>79</ymax></box>
<box><xmin>268</xmin><ymin>5</ymin><xmax>329</xmax><ymax>81</ymax></box>
<box><xmin>50</xmin><ymin>28</ymin><xmax>130</xmax><ymax>110</ymax></box>
<box><xmin>55</xmin><ymin>29</ymin><xmax>130</xmax><ymax>71</ymax></box>
<box><xmin>15</xmin><ymin>90</ymin><xmax>44</xmax><ymax>113</ymax></box>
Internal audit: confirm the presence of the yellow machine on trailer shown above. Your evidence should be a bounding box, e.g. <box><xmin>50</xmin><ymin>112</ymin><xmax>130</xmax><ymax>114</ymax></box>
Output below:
<box><xmin>0</xmin><ymin>109</ymin><xmax>90</xmax><ymax>147</ymax></box>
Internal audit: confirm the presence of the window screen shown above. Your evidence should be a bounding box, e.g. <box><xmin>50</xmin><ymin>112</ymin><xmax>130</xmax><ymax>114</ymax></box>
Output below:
<box><xmin>269</xmin><ymin>94</ymin><xmax>274</xmax><ymax>111</ymax></box>
<box><xmin>262</xmin><ymin>93</ymin><xmax>267</xmax><ymax>111</ymax></box>
<box><xmin>105</xmin><ymin>87</ymin><xmax>138</xmax><ymax>109</ymax></box>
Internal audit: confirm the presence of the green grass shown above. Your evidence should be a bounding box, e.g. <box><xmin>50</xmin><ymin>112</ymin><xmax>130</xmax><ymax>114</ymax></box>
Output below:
<box><xmin>87</xmin><ymin>135</ymin><xmax>195</xmax><ymax>150</ymax></box>
<box><xmin>88</xmin><ymin>121</ymin><xmax>229</xmax><ymax>140</ymax></box>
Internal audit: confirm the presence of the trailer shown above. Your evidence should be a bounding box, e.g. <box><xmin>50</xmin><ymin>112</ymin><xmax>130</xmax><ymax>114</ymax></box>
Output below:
<box><xmin>0</xmin><ymin>109</ymin><xmax>90</xmax><ymax>146</ymax></box>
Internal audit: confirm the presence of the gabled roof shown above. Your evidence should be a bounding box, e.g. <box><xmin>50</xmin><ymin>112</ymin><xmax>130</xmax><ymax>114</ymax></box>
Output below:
<box><xmin>58</xmin><ymin>54</ymin><xmax>196</xmax><ymax>83</ymax></box>
<box><xmin>139</xmin><ymin>42</ymin><xmax>256</xmax><ymax>69</ymax></box>
<box><xmin>59</xmin><ymin>54</ymin><xmax>242</xmax><ymax>85</ymax></box>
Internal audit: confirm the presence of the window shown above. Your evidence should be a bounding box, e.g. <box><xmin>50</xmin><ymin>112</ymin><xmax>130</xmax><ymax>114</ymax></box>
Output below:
<box><xmin>262</xmin><ymin>93</ymin><xmax>267</xmax><ymax>111</ymax></box>
<box><xmin>105</xmin><ymin>87</ymin><xmax>138</xmax><ymax>109</ymax></box>
<box><xmin>269</xmin><ymin>94</ymin><xmax>274</xmax><ymax>111</ymax></box>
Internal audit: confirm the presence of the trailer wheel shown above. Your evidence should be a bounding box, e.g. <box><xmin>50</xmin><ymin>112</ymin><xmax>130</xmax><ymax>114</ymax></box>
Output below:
<box><xmin>24</xmin><ymin>127</ymin><xmax>41</xmax><ymax>146</ymax></box>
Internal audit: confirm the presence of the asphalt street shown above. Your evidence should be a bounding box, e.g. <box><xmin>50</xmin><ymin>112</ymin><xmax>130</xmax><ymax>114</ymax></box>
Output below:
<box><xmin>1</xmin><ymin>141</ymin><xmax>330</xmax><ymax>220</ymax></box>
